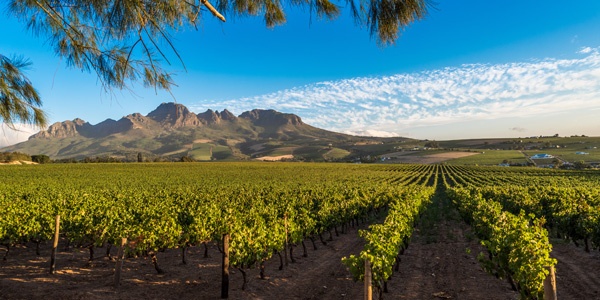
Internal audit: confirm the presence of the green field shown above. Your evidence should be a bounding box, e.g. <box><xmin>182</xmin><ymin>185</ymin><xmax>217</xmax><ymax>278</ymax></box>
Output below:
<box><xmin>189</xmin><ymin>143</ymin><xmax>232</xmax><ymax>160</ymax></box>
<box><xmin>445</xmin><ymin>150</ymin><xmax>528</xmax><ymax>165</ymax></box>
<box><xmin>524</xmin><ymin>149</ymin><xmax>600</xmax><ymax>163</ymax></box>
<box><xmin>439</xmin><ymin>136</ymin><xmax>600</xmax><ymax>164</ymax></box>
<box><xmin>323</xmin><ymin>147</ymin><xmax>351</xmax><ymax>160</ymax></box>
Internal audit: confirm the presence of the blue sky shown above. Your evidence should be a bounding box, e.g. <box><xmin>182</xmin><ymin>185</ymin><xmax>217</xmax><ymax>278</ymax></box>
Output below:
<box><xmin>2</xmin><ymin>0</ymin><xmax>600</xmax><ymax>147</ymax></box>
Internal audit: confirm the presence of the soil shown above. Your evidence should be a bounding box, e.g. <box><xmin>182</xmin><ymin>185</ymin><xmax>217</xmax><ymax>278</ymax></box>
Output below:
<box><xmin>551</xmin><ymin>241</ymin><xmax>600</xmax><ymax>300</ymax></box>
<box><xmin>2</xmin><ymin>195</ymin><xmax>600</xmax><ymax>299</ymax></box>
<box><xmin>391</xmin><ymin>204</ymin><xmax>518</xmax><ymax>299</ymax></box>
<box><xmin>0</xmin><ymin>161</ymin><xmax>37</xmax><ymax>165</ymax></box>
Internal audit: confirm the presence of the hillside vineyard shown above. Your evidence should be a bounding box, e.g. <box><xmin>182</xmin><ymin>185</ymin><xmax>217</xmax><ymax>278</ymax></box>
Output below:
<box><xmin>1</xmin><ymin>163</ymin><xmax>600</xmax><ymax>298</ymax></box>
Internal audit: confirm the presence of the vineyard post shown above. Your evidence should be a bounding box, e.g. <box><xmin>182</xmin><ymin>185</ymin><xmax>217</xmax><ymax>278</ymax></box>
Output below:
<box><xmin>114</xmin><ymin>237</ymin><xmax>127</xmax><ymax>288</ymax></box>
<box><xmin>49</xmin><ymin>215</ymin><xmax>60</xmax><ymax>274</ymax></box>
<box><xmin>544</xmin><ymin>266</ymin><xmax>557</xmax><ymax>300</ymax></box>
<box><xmin>284</xmin><ymin>213</ymin><xmax>289</xmax><ymax>267</ymax></box>
<box><xmin>364</xmin><ymin>259</ymin><xmax>372</xmax><ymax>300</ymax></box>
<box><xmin>221</xmin><ymin>234</ymin><xmax>230</xmax><ymax>299</ymax></box>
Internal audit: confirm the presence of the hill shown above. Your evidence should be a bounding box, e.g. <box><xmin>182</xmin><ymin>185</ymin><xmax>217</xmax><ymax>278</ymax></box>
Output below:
<box><xmin>4</xmin><ymin>103</ymin><xmax>600</xmax><ymax>166</ymax></box>
<box><xmin>1</xmin><ymin>102</ymin><xmax>411</xmax><ymax>162</ymax></box>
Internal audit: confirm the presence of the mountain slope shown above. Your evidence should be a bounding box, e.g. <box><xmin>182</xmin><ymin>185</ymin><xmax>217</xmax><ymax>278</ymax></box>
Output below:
<box><xmin>2</xmin><ymin>102</ymin><xmax>409</xmax><ymax>161</ymax></box>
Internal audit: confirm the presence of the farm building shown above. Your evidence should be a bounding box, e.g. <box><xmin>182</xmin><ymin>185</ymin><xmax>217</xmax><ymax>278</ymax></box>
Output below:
<box><xmin>530</xmin><ymin>153</ymin><xmax>554</xmax><ymax>159</ymax></box>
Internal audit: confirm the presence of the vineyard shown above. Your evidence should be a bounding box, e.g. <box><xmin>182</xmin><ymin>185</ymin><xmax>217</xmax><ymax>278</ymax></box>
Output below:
<box><xmin>1</xmin><ymin>163</ymin><xmax>600</xmax><ymax>299</ymax></box>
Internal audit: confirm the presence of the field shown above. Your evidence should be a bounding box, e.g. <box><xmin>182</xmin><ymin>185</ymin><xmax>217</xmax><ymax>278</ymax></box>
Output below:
<box><xmin>381</xmin><ymin>150</ymin><xmax>482</xmax><ymax>164</ymax></box>
<box><xmin>445</xmin><ymin>150</ymin><xmax>528</xmax><ymax>165</ymax></box>
<box><xmin>189</xmin><ymin>143</ymin><xmax>233</xmax><ymax>160</ymax></box>
<box><xmin>441</xmin><ymin>136</ymin><xmax>600</xmax><ymax>165</ymax></box>
<box><xmin>1</xmin><ymin>163</ymin><xmax>600</xmax><ymax>299</ymax></box>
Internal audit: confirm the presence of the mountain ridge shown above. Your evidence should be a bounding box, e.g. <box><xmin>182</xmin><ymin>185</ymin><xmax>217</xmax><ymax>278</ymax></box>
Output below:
<box><xmin>4</xmin><ymin>102</ymin><xmax>406</xmax><ymax>161</ymax></box>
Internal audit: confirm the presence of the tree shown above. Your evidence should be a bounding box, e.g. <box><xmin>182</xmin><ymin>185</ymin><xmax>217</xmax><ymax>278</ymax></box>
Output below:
<box><xmin>574</xmin><ymin>160</ymin><xmax>589</xmax><ymax>170</ymax></box>
<box><xmin>551</xmin><ymin>158</ymin><xmax>562</xmax><ymax>169</ymax></box>
<box><xmin>1</xmin><ymin>0</ymin><xmax>429</xmax><ymax>128</ymax></box>
<box><xmin>424</xmin><ymin>140</ymin><xmax>439</xmax><ymax>148</ymax></box>
<box><xmin>0</xmin><ymin>151</ymin><xmax>31</xmax><ymax>162</ymax></box>
<box><xmin>1</xmin><ymin>55</ymin><xmax>47</xmax><ymax>128</ymax></box>
<box><xmin>31</xmin><ymin>154</ymin><xmax>51</xmax><ymax>164</ymax></box>
<box><xmin>180</xmin><ymin>155</ymin><xmax>196</xmax><ymax>162</ymax></box>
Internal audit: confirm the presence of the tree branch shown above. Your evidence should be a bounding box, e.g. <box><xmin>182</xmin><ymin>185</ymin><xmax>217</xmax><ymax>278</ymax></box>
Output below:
<box><xmin>201</xmin><ymin>0</ymin><xmax>226</xmax><ymax>22</ymax></box>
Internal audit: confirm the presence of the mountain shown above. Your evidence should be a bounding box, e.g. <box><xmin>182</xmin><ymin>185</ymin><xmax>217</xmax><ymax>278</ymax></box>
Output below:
<box><xmin>31</xmin><ymin>118</ymin><xmax>91</xmax><ymax>139</ymax></box>
<box><xmin>2</xmin><ymin>102</ymin><xmax>411</xmax><ymax>161</ymax></box>
<box><xmin>147</xmin><ymin>102</ymin><xmax>202</xmax><ymax>128</ymax></box>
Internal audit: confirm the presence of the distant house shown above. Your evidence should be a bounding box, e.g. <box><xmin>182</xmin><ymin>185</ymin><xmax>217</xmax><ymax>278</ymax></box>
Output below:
<box><xmin>530</xmin><ymin>153</ymin><xmax>554</xmax><ymax>159</ymax></box>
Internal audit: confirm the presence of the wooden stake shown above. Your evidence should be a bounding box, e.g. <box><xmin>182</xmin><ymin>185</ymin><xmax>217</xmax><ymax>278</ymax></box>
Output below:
<box><xmin>544</xmin><ymin>265</ymin><xmax>557</xmax><ymax>300</ymax></box>
<box><xmin>221</xmin><ymin>234</ymin><xmax>230</xmax><ymax>299</ymax></box>
<box><xmin>114</xmin><ymin>237</ymin><xmax>127</xmax><ymax>288</ymax></box>
<box><xmin>364</xmin><ymin>259</ymin><xmax>372</xmax><ymax>300</ymax></box>
<box><xmin>49</xmin><ymin>215</ymin><xmax>60</xmax><ymax>274</ymax></box>
<box><xmin>284</xmin><ymin>214</ymin><xmax>289</xmax><ymax>267</ymax></box>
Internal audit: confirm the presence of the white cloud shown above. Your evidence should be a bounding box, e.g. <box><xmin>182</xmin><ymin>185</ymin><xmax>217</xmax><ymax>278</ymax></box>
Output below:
<box><xmin>0</xmin><ymin>124</ymin><xmax>39</xmax><ymax>148</ymax></box>
<box><xmin>579</xmin><ymin>46</ymin><xmax>593</xmax><ymax>54</ymax></box>
<box><xmin>344</xmin><ymin>129</ymin><xmax>401</xmax><ymax>137</ymax></box>
<box><xmin>192</xmin><ymin>47</ymin><xmax>600</xmax><ymax>138</ymax></box>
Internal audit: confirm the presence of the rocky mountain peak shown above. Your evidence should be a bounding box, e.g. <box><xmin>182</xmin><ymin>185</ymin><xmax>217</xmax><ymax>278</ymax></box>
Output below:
<box><xmin>73</xmin><ymin>118</ymin><xmax>86</xmax><ymax>126</ymax></box>
<box><xmin>197</xmin><ymin>109</ymin><xmax>221</xmax><ymax>124</ymax></box>
<box><xmin>147</xmin><ymin>102</ymin><xmax>201</xmax><ymax>128</ymax></box>
<box><xmin>197</xmin><ymin>109</ymin><xmax>239</xmax><ymax>124</ymax></box>
<box><xmin>127</xmin><ymin>112</ymin><xmax>145</xmax><ymax>120</ymax></box>
<box><xmin>30</xmin><ymin>119</ymin><xmax>91</xmax><ymax>139</ymax></box>
<box><xmin>220</xmin><ymin>109</ymin><xmax>237</xmax><ymax>121</ymax></box>
<box><xmin>4</xmin><ymin>102</ymin><xmax>370</xmax><ymax>161</ymax></box>
<box><xmin>120</xmin><ymin>113</ymin><xmax>152</xmax><ymax>130</ymax></box>
<box><xmin>27</xmin><ymin>103</ymin><xmax>305</xmax><ymax>143</ymax></box>
<box><xmin>239</xmin><ymin>109</ymin><xmax>303</xmax><ymax>127</ymax></box>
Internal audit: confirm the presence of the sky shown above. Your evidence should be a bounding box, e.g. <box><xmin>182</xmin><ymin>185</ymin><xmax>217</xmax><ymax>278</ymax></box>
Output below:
<box><xmin>2</xmin><ymin>0</ymin><xmax>600</xmax><ymax>147</ymax></box>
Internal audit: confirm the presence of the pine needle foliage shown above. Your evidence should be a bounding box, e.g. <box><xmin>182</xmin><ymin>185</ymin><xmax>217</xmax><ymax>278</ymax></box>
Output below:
<box><xmin>0</xmin><ymin>55</ymin><xmax>47</xmax><ymax>128</ymax></box>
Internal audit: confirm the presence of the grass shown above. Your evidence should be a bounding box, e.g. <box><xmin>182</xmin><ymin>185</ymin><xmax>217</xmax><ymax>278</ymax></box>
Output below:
<box><xmin>439</xmin><ymin>138</ymin><xmax>515</xmax><ymax>149</ymax></box>
<box><xmin>401</xmin><ymin>149</ymin><xmax>458</xmax><ymax>156</ymax></box>
<box><xmin>350</xmin><ymin>141</ymin><xmax>422</xmax><ymax>155</ymax></box>
<box><xmin>292</xmin><ymin>146</ymin><xmax>327</xmax><ymax>161</ymax></box>
<box><xmin>524</xmin><ymin>149</ymin><xmax>600</xmax><ymax>163</ymax></box>
<box><xmin>323</xmin><ymin>147</ymin><xmax>351</xmax><ymax>160</ymax></box>
<box><xmin>446</xmin><ymin>150</ymin><xmax>528</xmax><ymax>165</ymax></box>
<box><xmin>189</xmin><ymin>143</ymin><xmax>232</xmax><ymax>160</ymax></box>
<box><xmin>211</xmin><ymin>145</ymin><xmax>233</xmax><ymax>160</ymax></box>
<box><xmin>265</xmin><ymin>146</ymin><xmax>295</xmax><ymax>157</ymax></box>
<box><xmin>189</xmin><ymin>143</ymin><xmax>212</xmax><ymax>160</ymax></box>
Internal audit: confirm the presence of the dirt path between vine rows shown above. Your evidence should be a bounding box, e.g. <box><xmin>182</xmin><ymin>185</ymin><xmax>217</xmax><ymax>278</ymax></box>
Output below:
<box><xmin>1</xmin><ymin>208</ymin><xmax>519</xmax><ymax>300</ymax></box>
<box><xmin>551</xmin><ymin>242</ymin><xmax>600</xmax><ymax>300</ymax></box>
<box><xmin>2</xmin><ymin>200</ymin><xmax>600</xmax><ymax>299</ymax></box>
<box><xmin>391</xmin><ymin>221</ymin><xmax>519</xmax><ymax>300</ymax></box>
<box><xmin>0</xmin><ymin>227</ymin><xmax>368</xmax><ymax>299</ymax></box>
<box><xmin>389</xmin><ymin>193</ymin><xmax>519</xmax><ymax>300</ymax></box>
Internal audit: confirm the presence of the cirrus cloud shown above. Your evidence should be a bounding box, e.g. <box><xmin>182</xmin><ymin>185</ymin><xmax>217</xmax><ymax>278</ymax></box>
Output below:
<box><xmin>191</xmin><ymin>47</ymin><xmax>600</xmax><ymax>139</ymax></box>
